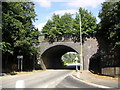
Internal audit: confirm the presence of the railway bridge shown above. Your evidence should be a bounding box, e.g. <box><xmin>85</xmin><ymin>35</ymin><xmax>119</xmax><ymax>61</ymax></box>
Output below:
<box><xmin>38</xmin><ymin>36</ymin><xmax>98</xmax><ymax>70</ymax></box>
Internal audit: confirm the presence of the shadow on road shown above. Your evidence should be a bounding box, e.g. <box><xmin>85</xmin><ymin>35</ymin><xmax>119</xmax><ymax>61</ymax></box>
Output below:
<box><xmin>64</xmin><ymin>64</ymin><xmax>80</xmax><ymax>70</ymax></box>
<box><xmin>47</xmin><ymin>64</ymin><xmax>80</xmax><ymax>70</ymax></box>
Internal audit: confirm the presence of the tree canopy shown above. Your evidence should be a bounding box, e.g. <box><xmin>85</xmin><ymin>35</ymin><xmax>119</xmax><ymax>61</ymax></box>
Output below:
<box><xmin>98</xmin><ymin>2</ymin><xmax>120</xmax><ymax>46</ymax></box>
<box><xmin>2</xmin><ymin>2</ymin><xmax>40</xmax><ymax>71</ymax></box>
<box><xmin>96</xmin><ymin>2</ymin><xmax>120</xmax><ymax>68</ymax></box>
<box><xmin>42</xmin><ymin>8</ymin><xmax>97</xmax><ymax>42</ymax></box>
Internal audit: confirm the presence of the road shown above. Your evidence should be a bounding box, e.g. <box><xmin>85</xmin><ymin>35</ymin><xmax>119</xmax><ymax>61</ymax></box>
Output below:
<box><xmin>1</xmin><ymin>70</ymin><xmax>109</xmax><ymax>89</ymax></box>
<box><xmin>56</xmin><ymin>76</ymin><xmax>105</xmax><ymax>89</ymax></box>
<box><xmin>2</xmin><ymin>70</ymin><xmax>73</xmax><ymax>88</ymax></box>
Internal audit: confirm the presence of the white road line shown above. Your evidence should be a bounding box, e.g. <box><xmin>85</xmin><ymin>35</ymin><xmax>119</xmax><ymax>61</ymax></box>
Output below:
<box><xmin>35</xmin><ymin>70</ymin><xmax>74</xmax><ymax>88</ymax></box>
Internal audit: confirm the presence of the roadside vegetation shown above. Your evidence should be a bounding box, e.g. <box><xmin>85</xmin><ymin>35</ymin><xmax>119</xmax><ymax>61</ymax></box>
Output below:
<box><xmin>62</xmin><ymin>52</ymin><xmax>80</xmax><ymax>65</ymax></box>
<box><xmin>1</xmin><ymin>2</ymin><xmax>40</xmax><ymax>72</ymax></box>
<box><xmin>42</xmin><ymin>8</ymin><xmax>97</xmax><ymax>43</ymax></box>
<box><xmin>89</xmin><ymin>2</ymin><xmax>120</xmax><ymax>75</ymax></box>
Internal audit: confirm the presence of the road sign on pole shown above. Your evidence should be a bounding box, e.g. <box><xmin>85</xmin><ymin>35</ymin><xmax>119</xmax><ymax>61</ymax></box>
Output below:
<box><xmin>17</xmin><ymin>56</ymin><xmax>23</xmax><ymax>71</ymax></box>
<box><xmin>75</xmin><ymin>57</ymin><xmax>78</xmax><ymax>72</ymax></box>
<box><xmin>17</xmin><ymin>56</ymin><xmax>23</xmax><ymax>59</ymax></box>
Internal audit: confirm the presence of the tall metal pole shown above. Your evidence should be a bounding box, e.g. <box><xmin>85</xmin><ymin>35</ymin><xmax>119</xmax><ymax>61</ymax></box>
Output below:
<box><xmin>79</xmin><ymin>13</ymin><xmax>83</xmax><ymax>71</ymax></box>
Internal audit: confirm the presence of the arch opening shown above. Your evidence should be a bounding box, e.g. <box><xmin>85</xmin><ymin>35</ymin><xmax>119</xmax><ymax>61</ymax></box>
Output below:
<box><xmin>62</xmin><ymin>52</ymin><xmax>80</xmax><ymax>69</ymax></box>
<box><xmin>41</xmin><ymin>45</ymin><xmax>79</xmax><ymax>69</ymax></box>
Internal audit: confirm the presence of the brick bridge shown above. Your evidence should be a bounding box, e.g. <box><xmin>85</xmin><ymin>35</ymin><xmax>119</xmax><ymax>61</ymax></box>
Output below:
<box><xmin>38</xmin><ymin>36</ymin><xmax>98</xmax><ymax>70</ymax></box>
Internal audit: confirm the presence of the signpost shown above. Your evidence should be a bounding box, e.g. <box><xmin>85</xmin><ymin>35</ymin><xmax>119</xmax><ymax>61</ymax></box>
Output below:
<box><xmin>75</xmin><ymin>57</ymin><xmax>78</xmax><ymax>72</ymax></box>
<box><xmin>17</xmin><ymin>56</ymin><xmax>23</xmax><ymax>71</ymax></box>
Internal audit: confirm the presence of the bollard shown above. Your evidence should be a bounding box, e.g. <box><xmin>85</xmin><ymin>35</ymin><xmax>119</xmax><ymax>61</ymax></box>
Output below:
<box><xmin>15</xmin><ymin>80</ymin><xmax>25</xmax><ymax>89</ymax></box>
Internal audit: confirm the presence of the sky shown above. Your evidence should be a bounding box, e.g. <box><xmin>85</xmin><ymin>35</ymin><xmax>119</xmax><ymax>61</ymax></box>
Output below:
<box><xmin>31</xmin><ymin>0</ymin><xmax>105</xmax><ymax>31</ymax></box>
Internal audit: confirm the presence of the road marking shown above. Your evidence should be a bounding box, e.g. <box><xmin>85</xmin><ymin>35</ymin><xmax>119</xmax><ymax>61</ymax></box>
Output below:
<box><xmin>15</xmin><ymin>80</ymin><xmax>25</xmax><ymax>88</ymax></box>
<box><xmin>35</xmin><ymin>70</ymin><xmax>74</xmax><ymax>88</ymax></box>
<box><xmin>71</xmin><ymin>75</ymin><xmax>112</xmax><ymax>88</ymax></box>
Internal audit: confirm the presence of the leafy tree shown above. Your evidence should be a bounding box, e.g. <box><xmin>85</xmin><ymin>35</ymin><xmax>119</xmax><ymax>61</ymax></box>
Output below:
<box><xmin>74</xmin><ymin>8</ymin><xmax>97</xmax><ymax>36</ymax></box>
<box><xmin>96</xmin><ymin>2</ymin><xmax>120</xmax><ymax>68</ymax></box>
<box><xmin>2</xmin><ymin>2</ymin><xmax>40</xmax><ymax>72</ymax></box>
<box><xmin>62</xmin><ymin>52</ymin><xmax>80</xmax><ymax>65</ymax></box>
<box><xmin>42</xmin><ymin>14</ymin><xmax>63</xmax><ymax>42</ymax></box>
<box><xmin>42</xmin><ymin>8</ymin><xmax>97</xmax><ymax>42</ymax></box>
<box><xmin>60</xmin><ymin>13</ymin><xmax>74</xmax><ymax>34</ymax></box>
<box><xmin>98</xmin><ymin>2</ymin><xmax>120</xmax><ymax>45</ymax></box>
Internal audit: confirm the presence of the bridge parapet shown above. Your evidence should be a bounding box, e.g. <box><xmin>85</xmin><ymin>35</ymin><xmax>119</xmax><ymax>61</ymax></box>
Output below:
<box><xmin>39</xmin><ymin>35</ymin><xmax>80</xmax><ymax>43</ymax></box>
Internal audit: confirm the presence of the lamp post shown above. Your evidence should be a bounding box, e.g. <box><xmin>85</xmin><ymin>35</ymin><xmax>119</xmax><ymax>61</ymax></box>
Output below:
<box><xmin>79</xmin><ymin>13</ymin><xmax>83</xmax><ymax>71</ymax></box>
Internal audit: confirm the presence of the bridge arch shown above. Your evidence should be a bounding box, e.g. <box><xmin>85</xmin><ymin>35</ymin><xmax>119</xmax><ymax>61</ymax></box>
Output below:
<box><xmin>38</xmin><ymin>37</ymin><xmax>98</xmax><ymax>70</ymax></box>
<box><xmin>41</xmin><ymin>44</ymin><xmax>79</xmax><ymax>69</ymax></box>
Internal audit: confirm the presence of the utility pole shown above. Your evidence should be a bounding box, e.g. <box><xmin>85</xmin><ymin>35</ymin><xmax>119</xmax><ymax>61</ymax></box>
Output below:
<box><xmin>79</xmin><ymin>13</ymin><xmax>83</xmax><ymax>71</ymax></box>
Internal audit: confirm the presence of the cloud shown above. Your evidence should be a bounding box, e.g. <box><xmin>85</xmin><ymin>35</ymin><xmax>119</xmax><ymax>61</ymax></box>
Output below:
<box><xmin>66</xmin><ymin>0</ymin><xmax>105</xmax><ymax>8</ymax></box>
<box><xmin>35</xmin><ymin>9</ymin><xmax>78</xmax><ymax>31</ymax></box>
<box><xmin>44</xmin><ymin>9</ymin><xmax>78</xmax><ymax>21</ymax></box>
<box><xmin>36</xmin><ymin>0</ymin><xmax>51</xmax><ymax>8</ymax></box>
<box><xmin>35</xmin><ymin>22</ymin><xmax>46</xmax><ymax>31</ymax></box>
<box><xmin>53</xmin><ymin>9</ymin><xmax>78</xmax><ymax>15</ymax></box>
<box><xmin>33</xmin><ymin>0</ymin><xmax>105</xmax><ymax>8</ymax></box>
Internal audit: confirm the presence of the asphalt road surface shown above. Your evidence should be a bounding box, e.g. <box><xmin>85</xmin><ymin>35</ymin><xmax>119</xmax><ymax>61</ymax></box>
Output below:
<box><xmin>1</xmin><ymin>70</ymin><xmax>107</xmax><ymax>89</ymax></box>
<box><xmin>56</xmin><ymin>76</ymin><xmax>105</xmax><ymax>89</ymax></box>
<box><xmin>2</xmin><ymin>70</ymin><xmax>73</xmax><ymax>88</ymax></box>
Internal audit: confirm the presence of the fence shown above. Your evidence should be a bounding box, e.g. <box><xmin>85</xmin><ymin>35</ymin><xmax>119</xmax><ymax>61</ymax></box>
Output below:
<box><xmin>101</xmin><ymin>67</ymin><xmax>120</xmax><ymax>77</ymax></box>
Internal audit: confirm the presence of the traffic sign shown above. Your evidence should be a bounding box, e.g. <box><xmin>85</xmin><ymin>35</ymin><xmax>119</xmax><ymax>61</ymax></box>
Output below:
<box><xmin>17</xmin><ymin>56</ymin><xmax>23</xmax><ymax>59</ymax></box>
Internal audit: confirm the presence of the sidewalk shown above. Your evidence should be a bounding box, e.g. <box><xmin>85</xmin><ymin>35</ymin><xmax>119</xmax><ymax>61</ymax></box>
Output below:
<box><xmin>72</xmin><ymin>70</ymin><xmax>119</xmax><ymax>89</ymax></box>
<box><xmin>1</xmin><ymin>70</ymin><xmax>44</xmax><ymax>77</ymax></box>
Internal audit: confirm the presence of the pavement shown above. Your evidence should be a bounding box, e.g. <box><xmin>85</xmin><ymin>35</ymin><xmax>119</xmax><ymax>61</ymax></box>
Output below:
<box><xmin>72</xmin><ymin>70</ymin><xmax>119</xmax><ymax>89</ymax></box>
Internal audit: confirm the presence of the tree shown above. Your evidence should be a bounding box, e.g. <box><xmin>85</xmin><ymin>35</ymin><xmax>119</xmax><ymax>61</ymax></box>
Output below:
<box><xmin>62</xmin><ymin>52</ymin><xmax>80</xmax><ymax>65</ymax></box>
<box><xmin>2</xmin><ymin>2</ymin><xmax>40</xmax><ymax>72</ymax></box>
<box><xmin>73</xmin><ymin>8</ymin><xmax>97</xmax><ymax>37</ymax></box>
<box><xmin>96</xmin><ymin>2</ymin><xmax>120</xmax><ymax>68</ymax></box>
<box><xmin>60</xmin><ymin>13</ymin><xmax>74</xmax><ymax>34</ymax></box>
<box><xmin>42</xmin><ymin>14</ymin><xmax>62</xmax><ymax>42</ymax></box>
<box><xmin>98</xmin><ymin>2</ymin><xmax>120</xmax><ymax>45</ymax></box>
<box><xmin>42</xmin><ymin>8</ymin><xmax>97</xmax><ymax>42</ymax></box>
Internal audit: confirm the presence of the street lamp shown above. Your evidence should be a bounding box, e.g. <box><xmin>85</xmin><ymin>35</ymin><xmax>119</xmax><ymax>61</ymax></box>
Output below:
<box><xmin>79</xmin><ymin>13</ymin><xmax>83</xmax><ymax>71</ymax></box>
<box><xmin>72</xmin><ymin>12</ymin><xmax>83</xmax><ymax>71</ymax></box>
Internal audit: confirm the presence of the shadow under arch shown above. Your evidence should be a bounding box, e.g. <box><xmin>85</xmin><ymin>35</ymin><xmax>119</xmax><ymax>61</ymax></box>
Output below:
<box><xmin>41</xmin><ymin>45</ymin><xmax>79</xmax><ymax>69</ymax></box>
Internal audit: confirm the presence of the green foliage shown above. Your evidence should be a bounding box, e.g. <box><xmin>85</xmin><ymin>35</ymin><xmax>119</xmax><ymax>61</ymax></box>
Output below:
<box><xmin>0</xmin><ymin>42</ymin><xmax>13</xmax><ymax>54</ymax></box>
<box><xmin>96</xmin><ymin>2</ymin><xmax>120</xmax><ymax>68</ymax></box>
<box><xmin>2</xmin><ymin>2</ymin><xmax>40</xmax><ymax>71</ymax></box>
<box><xmin>2</xmin><ymin>2</ymin><xmax>40</xmax><ymax>55</ymax></box>
<box><xmin>98</xmin><ymin>2</ymin><xmax>120</xmax><ymax>45</ymax></box>
<box><xmin>42</xmin><ymin>8</ymin><xmax>97</xmax><ymax>41</ymax></box>
<box><xmin>74</xmin><ymin>8</ymin><xmax>96</xmax><ymax>36</ymax></box>
<box><xmin>42</xmin><ymin>14</ymin><xmax>62</xmax><ymax>38</ymax></box>
<box><xmin>62</xmin><ymin>52</ymin><xmax>80</xmax><ymax>64</ymax></box>
<box><xmin>60</xmin><ymin>13</ymin><xmax>74</xmax><ymax>34</ymax></box>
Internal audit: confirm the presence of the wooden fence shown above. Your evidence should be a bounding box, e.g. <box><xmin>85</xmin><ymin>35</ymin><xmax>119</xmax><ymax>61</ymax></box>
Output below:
<box><xmin>101</xmin><ymin>67</ymin><xmax>120</xmax><ymax>77</ymax></box>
